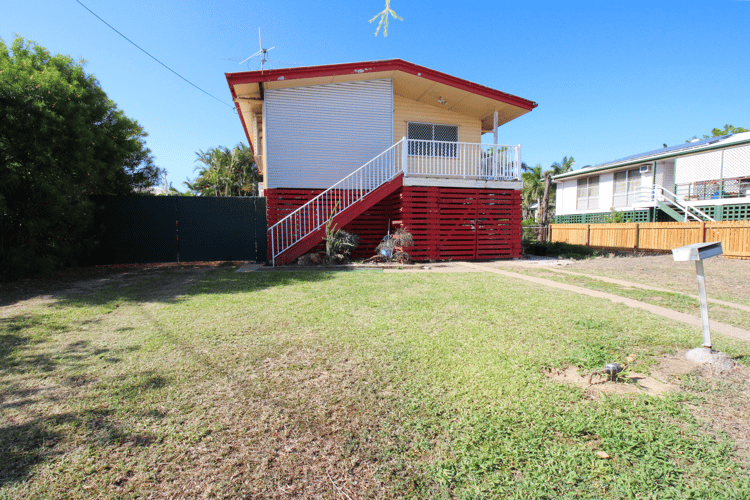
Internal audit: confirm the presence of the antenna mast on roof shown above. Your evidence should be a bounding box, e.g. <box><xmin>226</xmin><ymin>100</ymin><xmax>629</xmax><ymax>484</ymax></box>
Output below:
<box><xmin>240</xmin><ymin>28</ymin><xmax>275</xmax><ymax>71</ymax></box>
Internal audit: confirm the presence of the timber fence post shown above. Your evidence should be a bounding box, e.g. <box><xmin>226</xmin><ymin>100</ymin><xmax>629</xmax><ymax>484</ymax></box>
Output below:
<box><xmin>634</xmin><ymin>223</ymin><xmax>639</xmax><ymax>251</ymax></box>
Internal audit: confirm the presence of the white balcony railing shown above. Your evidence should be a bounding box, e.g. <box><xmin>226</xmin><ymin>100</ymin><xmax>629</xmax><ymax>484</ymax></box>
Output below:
<box><xmin>405</xmin><ymin>140</ymin><xmax>521</xmax><ymax>181</ymax></box>
<box><xmin>268</xmin><ymin>138</ymin><xmax>522</xmax><ymax>265</ymax></box>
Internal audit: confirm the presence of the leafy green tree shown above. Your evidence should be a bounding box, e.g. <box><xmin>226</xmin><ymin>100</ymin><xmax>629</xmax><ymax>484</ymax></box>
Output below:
<box><xmin>0</xmin><ymin>36</ymin><xmax>160</xmax><ymax>279</ymax></box>
<box><xmin>686</xmin><ymin>124</ymin><xmax>748</xmax><ymax>142</ymax></box>
<box><xmin>186</xmin><ymin>143</ymin><xmax>261</xmax><ymax>196</ymax></box>
<box><xmin>601</xmin><ymin>209</ymin><xmax>630</xmax><ymax>224</ymax></box>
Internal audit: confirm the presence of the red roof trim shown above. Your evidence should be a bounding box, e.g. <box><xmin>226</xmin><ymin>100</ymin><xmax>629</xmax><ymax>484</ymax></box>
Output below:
<box><xmin>225</xmin><ymin>59</ymin><xmax>537</xmax><ymax>111</ymax></box>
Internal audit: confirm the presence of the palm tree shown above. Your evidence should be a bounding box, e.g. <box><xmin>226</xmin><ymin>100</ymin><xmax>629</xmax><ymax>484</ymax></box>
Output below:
<box><xmin>232</xmin><ymin>143</ymin><xmax>262</xmax><ymax>196</ymax></box>
<box><xmin>522</xmin><ymin>164</ymin><xmax>545</xmax><ymax>221</ymax></box>
<box><xmin>187</xmin><ymin>143</ymin><xmax>261</xmax><ymax>196</ymax></box>
<box><xmin>541</xmin><ymin>156</ymin><xmax>575</xmax><ymax>225</ymax></box>
<box><xmin>550</xmin><ymin>156</ymin><xmax>575</xmax><ymax>176</ymax></box>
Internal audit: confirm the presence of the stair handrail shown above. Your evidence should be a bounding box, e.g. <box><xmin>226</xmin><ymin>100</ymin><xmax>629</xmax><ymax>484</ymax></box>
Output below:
<box><xmin>268</xmin><ymin>137</ymin><xmax>406</xmax><ymax>266</ymax></box>
<box><xmin>648</xmin><ymin>184</ymin><xmax>715</xmax><ymax>222</ymax></box>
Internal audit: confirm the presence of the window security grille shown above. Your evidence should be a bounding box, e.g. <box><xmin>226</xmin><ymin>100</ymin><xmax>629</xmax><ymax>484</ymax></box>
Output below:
<box><xmin>408</xmin><ymin>122</ymin><xmax>458</xmax><ymax>157</ymax></box>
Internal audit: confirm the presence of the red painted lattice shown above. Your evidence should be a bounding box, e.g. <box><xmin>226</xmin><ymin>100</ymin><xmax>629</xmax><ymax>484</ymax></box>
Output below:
<box><xmin>265</xmin><ymin>186</ymin><xmax>522</xmax><ymax>262</ymax></box>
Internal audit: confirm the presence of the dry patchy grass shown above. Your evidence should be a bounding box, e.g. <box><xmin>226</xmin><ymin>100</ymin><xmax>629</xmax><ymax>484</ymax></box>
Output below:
<box><xmin>2</xmin><ymin>264</ymin><xmax>750</xmax><ymax>498</ymax></box>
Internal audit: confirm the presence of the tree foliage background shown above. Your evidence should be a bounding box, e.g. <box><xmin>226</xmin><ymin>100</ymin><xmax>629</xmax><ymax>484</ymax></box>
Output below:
<box><xmin>686</xmin><ymin>124</ymin><xmax>748</xmax><ymax>142</ymax></box>
<box><xmin>522</xmin><ymin>156</ymin><xmax>574</xmax><ymax>223</ymax></box>
<box><xmin>0</xmin><ymin>36</ymin><xmax>161</xmax><ymax>280</ymax></box>
<box><xmin>183</xmin><ymin>143</ymin><xmax>261</xmax><ymax>197</ymax></box>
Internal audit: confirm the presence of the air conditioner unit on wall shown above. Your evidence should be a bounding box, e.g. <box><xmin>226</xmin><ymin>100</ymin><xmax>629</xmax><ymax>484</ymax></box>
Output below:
<box><xmin>639</xmin><ymin>165</ymin><xmax>651</xmax><ymax>173</ymax></box>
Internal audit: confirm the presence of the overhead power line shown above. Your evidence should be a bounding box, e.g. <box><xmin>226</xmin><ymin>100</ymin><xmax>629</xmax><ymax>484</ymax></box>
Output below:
<box><xmin>74</xmin><ymin>0</ymin><xmax>234</xmax><ymax>109</ymax></box>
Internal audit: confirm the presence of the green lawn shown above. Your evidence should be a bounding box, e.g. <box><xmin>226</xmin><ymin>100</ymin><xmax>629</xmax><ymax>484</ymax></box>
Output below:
<box><xmin>2</xmin><ymin>267</ymin><xmax>749</xmax><ymax>499</ymax></box>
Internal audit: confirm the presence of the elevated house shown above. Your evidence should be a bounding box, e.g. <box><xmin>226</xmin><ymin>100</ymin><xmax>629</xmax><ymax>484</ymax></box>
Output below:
<box><xmin>553</xmin><ymin>132</ymin><xmax>750</xmax><ymax>224</ymax></box>
<box><xmin>226</xmin><ymin>59</ymin><xmax>537</xmax><ymax>264</ymax></box>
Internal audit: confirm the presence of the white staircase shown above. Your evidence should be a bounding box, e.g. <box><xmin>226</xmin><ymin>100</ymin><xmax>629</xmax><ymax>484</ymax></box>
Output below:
<box><xmin>640</xmin><ymin>184</ymin><xmax>715</xmax><ymax>222</ymax></box>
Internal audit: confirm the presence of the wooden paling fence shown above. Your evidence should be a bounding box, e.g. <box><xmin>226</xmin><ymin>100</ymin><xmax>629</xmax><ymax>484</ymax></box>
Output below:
<box><xmin>550</xmin><ymin>221</ymin><xmax>750</xmax><ymax>259</ymax></box>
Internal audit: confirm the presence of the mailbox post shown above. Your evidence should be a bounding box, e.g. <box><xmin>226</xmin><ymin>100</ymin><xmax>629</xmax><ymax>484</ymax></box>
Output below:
<box><xmin>671</xmin><ymin>242</ymin><xmax>723</xmax><ymax>350</ymax></box>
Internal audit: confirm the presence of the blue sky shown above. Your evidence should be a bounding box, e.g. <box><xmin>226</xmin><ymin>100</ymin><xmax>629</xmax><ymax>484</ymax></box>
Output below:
<box><xmin>3</xmin><ymin>1</ymin><xmax>749</xmax><ymax>191</ymax></box>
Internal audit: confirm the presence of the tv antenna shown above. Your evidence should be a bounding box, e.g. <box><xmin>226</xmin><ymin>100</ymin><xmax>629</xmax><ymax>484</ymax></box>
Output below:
<box><xmin>239</xmin><ymin>28</ymin><xmax>275</xmax><ymax>70</ymax></box>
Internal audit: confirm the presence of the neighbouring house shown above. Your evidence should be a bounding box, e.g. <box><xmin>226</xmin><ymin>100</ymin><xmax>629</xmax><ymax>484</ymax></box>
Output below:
<box><xmin>226</xmin><ymin>59</ymin><xmax>537</xmax><ymax>264</ymax></box>
<box><xmin>552</xmin><ymin>132</ymin><xmax>750</xmax><ymax>224</ymax></box>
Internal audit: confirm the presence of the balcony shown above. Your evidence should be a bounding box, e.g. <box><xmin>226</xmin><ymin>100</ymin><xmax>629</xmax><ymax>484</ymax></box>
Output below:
<box><xmin>403</xmin><ymin>139</ymin><xmax>521</xmax><ymax>188</ymax></box>
<box><xmin>674</xmin><ymin>178</ymin><xmax>750</xmax><ymax>202</ymax></box>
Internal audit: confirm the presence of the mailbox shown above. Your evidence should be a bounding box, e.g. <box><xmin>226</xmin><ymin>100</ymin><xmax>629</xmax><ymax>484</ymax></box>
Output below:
<box><xmin>672</xmin><ymin>241</ymin><xmax>723</xmax><ymax>350</ymax></box>
<box><xmin>671</xmin><ymin>241</ymin><xmax>723</xmax><ymax>262</ymax></box>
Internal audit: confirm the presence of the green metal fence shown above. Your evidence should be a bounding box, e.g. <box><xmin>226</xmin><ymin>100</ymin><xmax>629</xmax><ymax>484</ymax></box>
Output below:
<box><xmin>91</xmin><ymin>196</ymin><xmax>267</xmax><ymax>264</ymax></box>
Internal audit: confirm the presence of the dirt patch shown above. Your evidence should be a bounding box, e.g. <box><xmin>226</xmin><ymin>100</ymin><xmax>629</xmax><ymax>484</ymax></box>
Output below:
<box><xmin>548</xmin><ymin>352</ymin><xmax>699</xmax><ymax>397</ymax></box>
<box><xmin>549</xmin><ymin>351</ymin><xmax>750</xmax><ymax>462</ymax></box>
<box><xmin>681</xmin><ymin>362</ymin><xmax>750</xmax><ymax>463</ymax></box>
<box><xmin>497</xmin><ymin>254</ymin><xmax>750</xmax><ymax>306</ymax></box>
<box><xmin>565</xmin><ymin>254</ymin><xmax>750</xmax><ymax>307</ymax></box>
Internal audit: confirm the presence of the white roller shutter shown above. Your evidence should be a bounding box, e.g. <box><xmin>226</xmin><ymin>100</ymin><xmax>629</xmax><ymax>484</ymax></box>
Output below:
<box><xmin>265</xmin><ymin>79</ymin><xmax>393</xmax><ymax>189</ymax></box>
<box><xmin>675</xmin><ymin>150</ymin><xmax>722</xmax><ymax>184</ymax></box>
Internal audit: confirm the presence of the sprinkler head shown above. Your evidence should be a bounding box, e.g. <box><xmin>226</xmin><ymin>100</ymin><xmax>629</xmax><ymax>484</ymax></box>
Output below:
<box><xmin>604</xmin><ymin>363</ymin><xmax>623</xmax><ymax>381</ymax></box>
<box><xmin>604</xmin><ymin>363</ymin><xmax>623</xmax><ymax>375</ymax></box>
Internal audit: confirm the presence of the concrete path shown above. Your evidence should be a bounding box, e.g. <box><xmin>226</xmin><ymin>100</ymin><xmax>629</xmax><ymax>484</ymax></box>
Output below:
<box><xmin>513</xmin><ymin>265</ymin><xmax>750</xmax><ymax>313</ymax></box>
<box><xmin>458</xmin><ymin>261</ymin><xmax>750</xmax><ymax>343</ymax></box>
<box><xmin>236</xmin><ymin>262</ymin><xmax>265</xmax><ymax>273</ymax></box>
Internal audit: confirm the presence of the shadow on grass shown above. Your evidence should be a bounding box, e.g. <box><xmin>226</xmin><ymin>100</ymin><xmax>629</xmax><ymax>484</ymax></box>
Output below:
<box><xmin>0</xmin><ymin>315</ymin><xmax>61</xmax><ymax>374</ymax></box>
<box><xmin>1</xmin><ymin>266</ymin><xmax>344</xmax><ymax>310</ymax></box>
<box><xmin>0</xmin><ymin>319</ymin><xmax>119</xmax><ymax>378</ymax></box>
<box><xmin>0</xmin><ymin>406</ymin><xmax>157</xmax><ymax>486</ymax></box>
<box><xmin>0</xmin><ymin>367</ymin><xmax>170</xmax><ymax>485</ymax></box>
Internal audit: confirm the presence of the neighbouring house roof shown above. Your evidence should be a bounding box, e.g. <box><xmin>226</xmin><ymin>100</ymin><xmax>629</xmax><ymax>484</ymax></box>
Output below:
<box><xmin>553</xmin><ymin>132</ymin><xmax>750</xmax><ymax>182</ymax></box>
<box><xmin>226</xmin><ymin>59</ymin><xmax>537</xmax><ymax>154</ymax></box>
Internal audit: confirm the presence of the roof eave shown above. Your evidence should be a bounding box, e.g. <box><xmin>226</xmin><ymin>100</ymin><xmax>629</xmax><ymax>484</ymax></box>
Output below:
<box><xmin>225</xmin><ymin>59</ymin><xmax>538</xmax><ymax>111</ymax></box>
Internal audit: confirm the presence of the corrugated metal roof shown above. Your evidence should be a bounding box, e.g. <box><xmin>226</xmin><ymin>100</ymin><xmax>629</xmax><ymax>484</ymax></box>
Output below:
<box><xmin>553</xmin><ymin>132</ymin><xmax>750</xmax><ymax>181</ymax></box>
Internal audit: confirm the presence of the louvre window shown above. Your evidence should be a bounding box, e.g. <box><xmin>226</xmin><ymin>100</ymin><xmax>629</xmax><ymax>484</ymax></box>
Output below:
<box><xmin>576</xmin><ymin>176</ymin><xmax>599</xmax><ymax>210</ymax></box>
<box><xmin>613</xmin><ymin>168</ymin><xmax>641</xmax><ymax>207</ymax></box>
<box><xmin>408</xmin><ymin>122</ymin><xmax>458</xmax><ymax>158</ymax></box>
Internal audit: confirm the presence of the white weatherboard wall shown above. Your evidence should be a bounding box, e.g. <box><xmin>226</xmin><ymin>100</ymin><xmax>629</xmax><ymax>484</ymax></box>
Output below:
<box><xmin>557</xmin><ymin>165</ymin><xmax>675</xmax><ymax>216</ymax></box>
<box><xmin>655</xmin><ymin>160</ymin><xmax>675</xmax><ymax>191</ymax></box>
<box><xmin>264</xmin><ymin>79</ymin><xmax>394</xmax><ymax>189</ymax></box>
